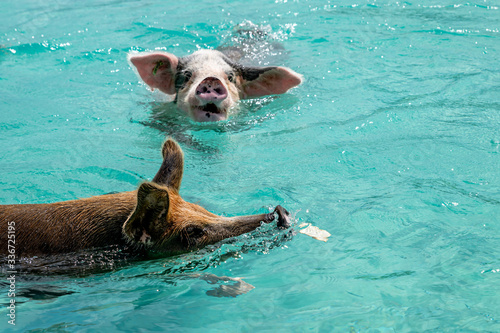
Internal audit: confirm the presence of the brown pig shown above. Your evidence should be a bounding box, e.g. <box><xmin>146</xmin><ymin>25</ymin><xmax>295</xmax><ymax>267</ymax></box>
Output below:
<box><xmin>0</xmin><ymin>139</ymin><xmax>289</xmax><ymax>257</ymax></box>
<box><xmin>128</xmin><ymin>49</ymin><xmax>303</xmax><ymax>122</ymax></box>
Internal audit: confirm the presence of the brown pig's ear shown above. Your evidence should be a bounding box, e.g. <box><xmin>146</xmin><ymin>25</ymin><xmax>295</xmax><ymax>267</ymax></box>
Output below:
<box><xmin>128</xmin><ymin>52</ymin><xmax>179</xmax><ymax>95</ymax></box>
<box><xmin>123</xmin><ymin>182</ymin><xmax>170</xmax><ymax>244</ymax></box>
<box><xmin>152</xmin><ymin>138</ymin><xmax>184</xmax><ymax>191</ymax></box>
<box><xmin>240</xmin><ymin>66</ymin><xmax>303</xmax><ymax>99</ymax></box>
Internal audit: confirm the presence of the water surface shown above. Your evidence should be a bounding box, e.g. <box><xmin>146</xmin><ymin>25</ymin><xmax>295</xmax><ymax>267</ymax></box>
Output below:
<box><xmin>1</xmin><ymin>0</ymin><xmax>499</xmax><ymax>331</ymax></box>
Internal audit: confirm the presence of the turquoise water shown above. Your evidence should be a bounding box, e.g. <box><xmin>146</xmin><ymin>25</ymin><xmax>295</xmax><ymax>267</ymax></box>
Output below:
<box><xmin>1</xmin><ymin>0</ymin><xmax>499</xmax><ymax>331</ymax></box>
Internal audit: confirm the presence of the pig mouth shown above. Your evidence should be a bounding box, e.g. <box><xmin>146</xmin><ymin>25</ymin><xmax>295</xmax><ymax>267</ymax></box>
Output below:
<box><xmin>192</xmin><ymin>103</ymin><xmax>228</xmax><ymax>121</ymax></box>
<box><xmin>201</xmin><ymin>103</ymin><xmax>222</xmax><ymax>114</ymax></box>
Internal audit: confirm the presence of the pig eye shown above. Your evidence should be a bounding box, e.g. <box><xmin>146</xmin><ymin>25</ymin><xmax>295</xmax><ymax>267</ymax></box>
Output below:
<box><xmin>175</xmin><ymin>71</ymin><xmax>193</xmax><ymax>91</ymax></box>
<box><xmin>183</xmin><ymin>71</ymin><xmax>192</xmax><ymax>82</ymax></box>
<box><xmin>227</xmin><ymin>72</ymin><xmax>235</xmax><ymax>83</ymax></box>
<box><xmin>185</xmin><ymin>226</ymin><xmax>204</xmax><ymax>238</ymax></box>
<box><xmin>181</xmin><ymin>226</ymin><xmax>205</xmax><ymax>247</ymax></box>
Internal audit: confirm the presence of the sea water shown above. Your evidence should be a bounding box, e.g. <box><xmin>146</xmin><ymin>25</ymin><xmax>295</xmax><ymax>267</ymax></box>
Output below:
<box><xmin>1</xmin><ymin>0</ymin><xmax>499</xmax><ymax>331</ymax></box>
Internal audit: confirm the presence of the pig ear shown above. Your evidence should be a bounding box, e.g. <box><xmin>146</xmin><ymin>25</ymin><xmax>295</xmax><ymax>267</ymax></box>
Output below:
<box><xmin>152</xmin><ymin>138</ymin><xmax>184</xmax><ymax>191</ymax></box>
<box><xmin>123</xmin><ymin>182</ymin><xmax>170</xmax><ymax>244</ymax></box>
<box><xmin>240</xmin><ymin>66</ymin><xmax>303</xmax><ymax>99</ymax></box>
<box><xmin>128</xmin><ymin>52</ymin><xmax>179</xmax><ymax>95</ymax></box>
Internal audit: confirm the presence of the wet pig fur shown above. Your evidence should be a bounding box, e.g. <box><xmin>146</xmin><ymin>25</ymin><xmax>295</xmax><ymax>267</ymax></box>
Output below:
<box><xmin>128</xmin><ymin>49</ymin><xmax>303</xmax><ymax>122</ymax></box>
<box><xmin>0</xmin><ymin>139</ymin><xmax>289</xmax><ymax>257</ymax></box>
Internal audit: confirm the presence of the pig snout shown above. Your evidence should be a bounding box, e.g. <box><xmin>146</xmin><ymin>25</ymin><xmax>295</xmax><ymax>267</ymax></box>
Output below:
<box><xmin>196</xmin><ymin>77</ymin><xmax>228</xmax><ymax>102</ymax></box>
<box><xmin>274</xmin><ymin>205</ymin><xmax>291</xmax><ymax>229</ymax></box>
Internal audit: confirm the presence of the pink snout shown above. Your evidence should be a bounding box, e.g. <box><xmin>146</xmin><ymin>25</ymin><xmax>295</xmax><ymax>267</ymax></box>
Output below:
<box><xmin>196</xmin><ymin>77</ymin><xmax>228</xmax><ymax>102</ymax></box>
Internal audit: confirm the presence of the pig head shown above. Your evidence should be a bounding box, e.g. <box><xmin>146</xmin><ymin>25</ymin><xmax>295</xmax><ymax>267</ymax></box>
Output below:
<box><xmin>0</xmin><ymin>139</ymin><xmax>288</xmax><ymax>256</ymax></box>
<box><xmin>128</xmin><ymin>49</ymin><xmax>302</xmax><ymax>122</ymax></box>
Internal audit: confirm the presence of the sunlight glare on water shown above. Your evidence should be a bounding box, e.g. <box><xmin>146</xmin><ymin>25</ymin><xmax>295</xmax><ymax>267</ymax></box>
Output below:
<box><xmin>0</xmin><ymin>0</ymin><xmax>499</xmax><ymax>331</ymax></box>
